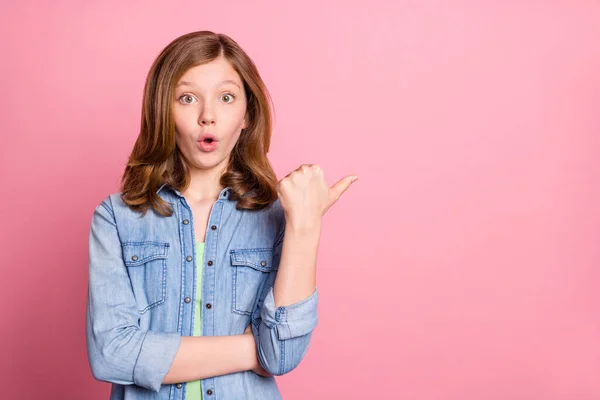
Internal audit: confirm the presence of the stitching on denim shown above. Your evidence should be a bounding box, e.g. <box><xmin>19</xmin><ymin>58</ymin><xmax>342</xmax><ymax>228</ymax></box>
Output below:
<box><xmin>252</xmin><ymin>276</ymin><xmax>271</xmax><ymax>324</ymax></box>
<box><xmin>161</xmin><ymin>256</ymin><xmax>167</xmax><ymax>310</ymax></box>
<box><xmin>137</xmin><ymin>257</ymin><xmax>168</xmax><ymax>315</ymax></box>
<box><xmin>122</xmin><ymin>244</ymin><xmax>169</xmax><ymax>266</ymax></box>
<box><xmin>230</xmin><ymin>248</ymin><xmax>276</xmax><ymax>272</ymax></box>
<box><xmin>231</xmin><ymin>248</ymin><xmax>274</xmax><ymax>314</ymax></box>
<box><xmin>279</xmin><ymin>338</ymin><xmax>285</xmax><ymax>375</ymax></box>
<box><xmin>122</xmin><ymin>241</ymin><xmax>170</xmax><ymax>246</ymax></box>
<box><xmin>230</xmin><ymin>248</ymin><xmax>274</xmax><ymax>254</ymax></box>
<box><xmin>100</xmin><ymin>200</ymin><xmax>116</xmax><ymax>223</ymax></box>
<box><xmin>176</xmin><ymin>200</ymin><xmax>186</xmax><ymax>333</ymax></box>
<box><xmin>122</xmin><ymin>241</ymin><xmax>169</xmax><ymax>314</ymax></box>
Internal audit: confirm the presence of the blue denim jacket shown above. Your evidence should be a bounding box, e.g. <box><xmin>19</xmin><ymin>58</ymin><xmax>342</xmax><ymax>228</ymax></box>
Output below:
<box><xmin>86</xmin><ymin>184</ymin><xmax>319</xmax><ymax>399</ymax></box>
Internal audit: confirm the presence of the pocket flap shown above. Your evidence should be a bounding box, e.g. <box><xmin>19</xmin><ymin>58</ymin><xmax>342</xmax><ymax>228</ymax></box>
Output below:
<box><xmin>230</xmin><ymin>248</ymin><xmax>277</xmax><ymax>272</ymax></box>
<box><xmin>123</xmin><ymin>242</ymin><xmax>169</xmax><ymax>267</ymax></box>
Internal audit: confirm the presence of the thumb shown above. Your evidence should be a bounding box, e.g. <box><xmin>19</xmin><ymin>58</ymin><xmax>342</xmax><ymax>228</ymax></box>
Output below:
<box><xmin>329</xmin><ymin>175</ymin><xmax>358</xmax><ymax>203</ymax></box>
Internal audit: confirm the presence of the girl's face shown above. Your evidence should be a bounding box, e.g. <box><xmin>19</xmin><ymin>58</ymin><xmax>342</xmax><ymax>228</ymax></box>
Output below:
<box><xmin>173</xmin><ymin>56</ymin><xmax>248</xmax><ymax>173</ymax></box>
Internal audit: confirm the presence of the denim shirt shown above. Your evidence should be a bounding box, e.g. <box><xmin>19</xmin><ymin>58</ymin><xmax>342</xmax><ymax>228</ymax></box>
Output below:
<box><xmin>86</xmin><ymin>184</ymin><xmax>319</xmax><ymax>400</ymax></box>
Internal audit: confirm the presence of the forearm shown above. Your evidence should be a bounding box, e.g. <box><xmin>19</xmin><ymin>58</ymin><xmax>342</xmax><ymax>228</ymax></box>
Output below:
<box><xmin>273</xmin><ymin>218</ymin><xmax>321</xmax><ymax>307</ymax></box>
<box><xmin>252</xmin><ymin>218</ymin><xmax>321</xmax><ymax>375</ymax></box>
<box><xmin>163</xmin><ymin>334</ymin><xmax>256</xmax><ymax>383</ymax></box>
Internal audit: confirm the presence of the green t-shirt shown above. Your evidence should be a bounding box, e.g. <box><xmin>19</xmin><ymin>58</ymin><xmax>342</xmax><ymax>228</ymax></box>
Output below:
<box><xmin>186</xmin><ymin>241</ymin><xmax>204</xmax><ymax>400</ymax></box>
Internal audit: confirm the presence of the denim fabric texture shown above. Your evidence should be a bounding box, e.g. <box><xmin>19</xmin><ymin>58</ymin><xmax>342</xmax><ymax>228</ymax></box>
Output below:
<box><xmin>86</xmin><ymin>184</ymin><xmax>318</xmax><ymax>399</ymax></box>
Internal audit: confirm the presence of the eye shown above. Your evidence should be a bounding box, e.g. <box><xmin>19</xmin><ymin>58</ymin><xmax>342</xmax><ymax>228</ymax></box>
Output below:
<box><xmin>179</xmin><ymin>94</ymin><xmax>197</xmax><ymax>104</ymax></box>
<box><xmin>220</xmin><ymin>93</ymin><xmax>236</xmax><ymax>103</ymax></box>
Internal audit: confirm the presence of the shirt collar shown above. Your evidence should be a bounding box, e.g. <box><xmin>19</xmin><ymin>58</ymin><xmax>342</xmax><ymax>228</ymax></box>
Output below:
<box><xmin>157</xmin><ymin>183</ymin><xmax>232</xmax><ymax>200</ymax></box>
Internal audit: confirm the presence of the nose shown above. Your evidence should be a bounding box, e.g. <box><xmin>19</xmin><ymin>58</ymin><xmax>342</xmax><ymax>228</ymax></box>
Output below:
<box><xmin>199</xmin><ymin>103</ymin><xmax>216</xmax><ymax>126</ymax></box>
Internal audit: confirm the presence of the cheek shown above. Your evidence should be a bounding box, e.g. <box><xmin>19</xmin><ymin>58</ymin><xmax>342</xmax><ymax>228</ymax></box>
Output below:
<box><xmin>228</xmin><ymin>111</ymin><xmax>247</xmax><ymax>133</ymax></box>
<box><xmin>173</xmin><ymin>127</ymin><xmax>192</xmax><ymax>151</ymax></box>
<box><xmin>173</xmin><ymin>106</ymin><xmax>197</xmax><ymax>131</ymax></box>
<box><xmin>226</xmin><ymin>130</ymin><xmax>242</xmax><ymax>149</ymax></box>
<box><xmin>174</xmin><ymin>117</ymin><xmax>194</xmax><ymax>140</ymax></box>
<box><xmin>174</xmin><ymin>130</ymin><xmax>182</xmax><ymax>145</ymax></box>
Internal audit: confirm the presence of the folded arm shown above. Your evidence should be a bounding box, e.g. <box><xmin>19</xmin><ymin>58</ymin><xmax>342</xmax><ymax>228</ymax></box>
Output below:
<box><xmin>86</xmin><ymin>199</ymin><xmax>258</xmax><ymax>392</ymax></box>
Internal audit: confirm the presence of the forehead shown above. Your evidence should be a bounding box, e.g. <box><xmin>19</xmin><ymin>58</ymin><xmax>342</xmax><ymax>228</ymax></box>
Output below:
<box><xmin>177</xmin><ymin>57</ymin><xmax>243</xmax><ymax>88</ymax></box>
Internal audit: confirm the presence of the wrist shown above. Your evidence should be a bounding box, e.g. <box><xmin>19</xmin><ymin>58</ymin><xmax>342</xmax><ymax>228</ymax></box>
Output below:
<box><xmin>285</xmin><ymin>214</ymin><xmax>322</xmax><ymax>233</ymax></box>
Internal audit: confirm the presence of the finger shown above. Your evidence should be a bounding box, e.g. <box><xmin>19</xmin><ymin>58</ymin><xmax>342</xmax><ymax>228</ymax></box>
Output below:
<box><xmin>329</xmin><ymin>175</ymin><xmax>357</xmax><ymax>202</ymax></box>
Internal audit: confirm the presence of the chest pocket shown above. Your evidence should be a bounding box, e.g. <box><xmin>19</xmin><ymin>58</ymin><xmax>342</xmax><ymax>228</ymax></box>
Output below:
<box><xmin>230</xmin><ymin>247</ymin><xmax>278</xmax><ymax>315</ymax></box>
<box><xmin>122</xmin><ymin>241</ymin><xmax>169</xmax><ymax>314</ymax></box>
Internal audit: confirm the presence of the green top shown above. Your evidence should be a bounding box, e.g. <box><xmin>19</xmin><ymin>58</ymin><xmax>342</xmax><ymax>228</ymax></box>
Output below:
<box><xmin>186</xmin><ymin>241</ymin><xmax>204</xmax><ymax>400</ymax></box>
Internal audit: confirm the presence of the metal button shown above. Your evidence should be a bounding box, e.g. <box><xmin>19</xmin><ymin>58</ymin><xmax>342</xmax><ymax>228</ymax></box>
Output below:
<box><xmin>206</xmin><ymin>303</ymin><xmax>212</xmax><ymax>309</ymax></box>
<box><xmin>186</xmin><ymin>255</ymin><xmax>192</xmax><ymax>262</ymax></box>
<box><xmin>131</xmin><ymin>255</ymin><xmax>138</xmax><ymax>261</ymax></box>
<box><xmin>260</xmin><ymin>260</ymin><xmax>267</xmax><ymax>267</ymax></box>
<box><xmin>211</xmin><ymin>225</ymin><xmax>217</xmax><ymax>230</ymax></box>
<box><xmin>207</xmin><ymin>389</ymin><xmax>213</xmax><ymax>395</ymax></box>
<box><xmin>207</xmin><ymin>260</ymin><xmax>213</xmax><ymax>266</ymax></box>
<box><xmin>176</xmin><ymin>383</ymin><xmax>182</xmax><ymax>389</ymax></box>
<box><xmin>184</xmin><ymin>297</ymin><xmax>191</xmax><ymax>303</ymax></box>
<box><xmin>182</xmin><ymin>219</ymin><xmax>189</xmax><ymax>225</ymax></box>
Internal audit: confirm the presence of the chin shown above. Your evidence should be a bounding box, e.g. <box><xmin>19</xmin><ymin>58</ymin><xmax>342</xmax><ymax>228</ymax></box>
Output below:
<box><xmin>190</xmin><ymin>156</ymin><xmax>226</xmax><ymax>170</ymax></box>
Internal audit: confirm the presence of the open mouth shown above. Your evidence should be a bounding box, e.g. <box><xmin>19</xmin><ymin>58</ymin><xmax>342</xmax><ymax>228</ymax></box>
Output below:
<box><xmin>198</xmin><ymin>136</ymin><xmax>218</xmax><ymax>151</ymax></box>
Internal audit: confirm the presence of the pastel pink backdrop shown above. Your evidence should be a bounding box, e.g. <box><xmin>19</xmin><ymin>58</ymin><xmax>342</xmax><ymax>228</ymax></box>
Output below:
<box><xmin>1</xmin><ymin>1</ymin><xmax>599</xmax><ymax>399</ymax></box>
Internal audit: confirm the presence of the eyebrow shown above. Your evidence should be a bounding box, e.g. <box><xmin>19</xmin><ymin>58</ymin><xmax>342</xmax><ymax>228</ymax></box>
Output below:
<box><xmin>176</xmin><ymin>79</ymin><xmax>241</xmax><ymax>89</ymax></box>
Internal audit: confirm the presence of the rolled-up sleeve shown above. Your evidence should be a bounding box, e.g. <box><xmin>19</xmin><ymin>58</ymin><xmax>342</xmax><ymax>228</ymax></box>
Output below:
<box><xmin>254</xmin><ymin>286</ymin><xmax>318</xmax><ymax>375</ymax></box>
<box><xmin>85</xmin><ymin>198</ymin><xmax>181</xmax><ymax>392</ymax></box>
<box><xmin>260</xmin><ymin>286</ymin><xmax>318</xmax><ymax>341</ymax></box>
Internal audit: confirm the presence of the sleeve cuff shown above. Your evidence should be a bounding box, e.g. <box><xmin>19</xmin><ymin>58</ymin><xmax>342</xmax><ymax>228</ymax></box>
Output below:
<box><xmin>260</xmin><ymin>286</ymin><xmax>319</xmax><ymax>341</ymax></box>
<box><xmin>133</xmin><ymin>331</ymin><xmax>181</xmax><ymax>392</ymax></box>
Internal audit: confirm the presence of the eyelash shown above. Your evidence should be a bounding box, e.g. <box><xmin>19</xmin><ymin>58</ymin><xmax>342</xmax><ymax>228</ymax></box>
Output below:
<box><xmin>179</xmin><ymin>93</ymin><xmax>236</xmax><ymax>104</ymax></box>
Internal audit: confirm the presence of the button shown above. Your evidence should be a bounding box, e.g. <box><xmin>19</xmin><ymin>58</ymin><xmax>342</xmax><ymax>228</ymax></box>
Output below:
<box><xmin>260</xmin><ymin>260</ymin><xmax>267</xmax><ymax>266</ymax></box>
<box><xmin>186</xmin><ymin>256</ymin><xmax>192</xmax><ymax>262</ymax></box>
<box><xmin>207</xmin><ymin>389</ymin><xmax>213</xmax><ymax>395</ymax></box>
<box><xmin>184</xmin><ymin>297</ymin><xmax>191</xmax><ymax>303</ymax></box>
<box><xmin>207</xmin><ymin>260</ymin><xmax>213</xmax><ymax>266</ymax></box>
<box><xmin>182</xmin><ymin>219</ymin><xmax>189</xmax><ymax>225</ymax></box>
<box><xmin>176</xmin><ymin>383</ymin><xmax>182</xmax><ymax>389</ymax></box>
<box><xmin>206</xmin><ymin>303</ymin><xmax>212</xmax><ymax>309</ymax></box>
<box><xmin>211</xmin><ymin>225</ymin><xmax>217</xmax><ymax>230</ymax></box>
<box><xmin>131</xmin><ymin>255</ymin><xmax>138</xmax><ymax>261</ymax></box>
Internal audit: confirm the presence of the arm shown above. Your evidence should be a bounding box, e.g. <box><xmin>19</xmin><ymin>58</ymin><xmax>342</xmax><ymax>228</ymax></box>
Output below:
<box><xmin>273</xmin><ymin>218</ymin><xmax>320</xmax><ymax>307</ymax></box>
<box><xmin>86</xmin><ymin>199</ymin><xmax>259</xmax><ymax>392</ymax></box>
<box><xmin>251</xmin><ymin>165</ymin><xmax>355</xmax><ymax>376</ymax></box>
<box><xmin>163</xmin><ymin>335</ymin><xmax>257</xmax><ymax>384</ymax></box>
<box><xmin>251</xmin><ymin>217</ymin><xmax>320</xmax><ymax>376</ymax></box>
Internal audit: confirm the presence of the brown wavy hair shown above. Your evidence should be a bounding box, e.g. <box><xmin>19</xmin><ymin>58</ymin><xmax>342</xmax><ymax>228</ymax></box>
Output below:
<box><xmin>120</xmin><ymin>31</ymin><xmax>279</xmax><ymax>217</ymax></box>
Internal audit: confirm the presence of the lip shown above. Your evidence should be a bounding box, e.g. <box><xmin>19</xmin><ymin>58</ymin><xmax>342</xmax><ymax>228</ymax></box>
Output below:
<box><xmin>198</xmin><ymin>133</ymin><xmax>219</xmax><ymax>152</ymax></box>
<box><xmin>199</xmin><ymin>133</ymin><xmax>218</xmax><ymax>142</ymax></box>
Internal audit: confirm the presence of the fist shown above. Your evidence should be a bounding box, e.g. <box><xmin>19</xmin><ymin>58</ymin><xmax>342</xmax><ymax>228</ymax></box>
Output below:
<box><xmin>276</xmin><ymin>164</ymin><xmax>357</xmax><ymax>226</ymax></box>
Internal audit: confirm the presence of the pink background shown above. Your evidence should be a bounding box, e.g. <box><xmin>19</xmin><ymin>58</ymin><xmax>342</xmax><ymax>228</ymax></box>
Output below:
<box><xmin>1</xmin><ymin>1</ymin><xmax>599</xmax><ymax>399</ymax></box>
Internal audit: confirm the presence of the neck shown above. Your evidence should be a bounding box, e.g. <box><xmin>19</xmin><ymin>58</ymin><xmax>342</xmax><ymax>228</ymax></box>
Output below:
<box><xmin>182</xmin><ymin>161</ymin><xmax>228</xmax><ymax>203</ymax></box>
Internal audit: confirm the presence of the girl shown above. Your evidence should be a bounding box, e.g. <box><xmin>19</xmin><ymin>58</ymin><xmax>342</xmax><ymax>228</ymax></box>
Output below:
<box><xmin>86</xmin><ymin>30</ymin><xmax>357</xmax><ymax>400</ymax></box>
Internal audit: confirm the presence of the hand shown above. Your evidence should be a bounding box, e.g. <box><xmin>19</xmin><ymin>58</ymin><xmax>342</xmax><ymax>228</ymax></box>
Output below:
<box><xmin>276</xmin><ymin>164</ymin><xmax>357</xmax><ymax>226</ymax></box>
<box><xmin>244</xmin><ymin>324</ymin><xmax>272</xmax><ymax>377</ymax></box>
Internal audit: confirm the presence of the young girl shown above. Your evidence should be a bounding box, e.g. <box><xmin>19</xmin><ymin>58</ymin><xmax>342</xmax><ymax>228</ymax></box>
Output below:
<box><xmin>86</xmin><ymin>31</ymin><xmax>356</xmax><ymax>400</ymax></box>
